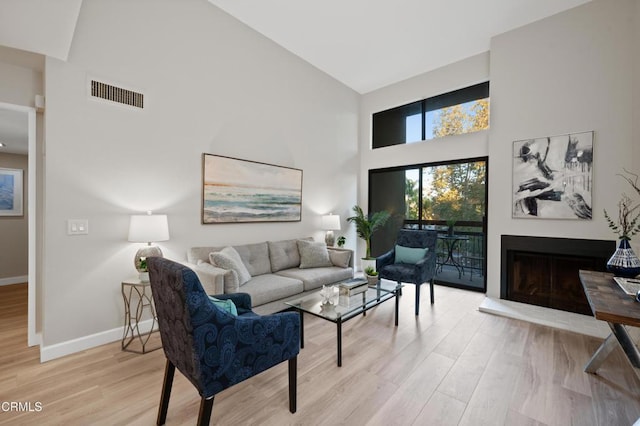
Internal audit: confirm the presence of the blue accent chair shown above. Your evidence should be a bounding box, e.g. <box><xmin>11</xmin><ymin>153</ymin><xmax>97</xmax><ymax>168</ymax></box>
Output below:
<box><xmin>147</xmin><ymin>257</ymin><xmax>300</xmax><ymax>425</ymax></box>
<box><xmin>376</xmin><ymin>229</ymin><xmax>438</xmax><ymax>315</ymax></box>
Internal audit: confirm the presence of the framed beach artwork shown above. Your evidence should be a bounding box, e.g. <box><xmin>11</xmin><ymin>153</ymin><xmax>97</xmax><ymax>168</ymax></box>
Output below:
<box><xmin>202</xmin><ymin>154</ymin><xmax>303</xmax><ymax>224</ymax></box>
<box><xmin>0</xmin><ymin>167</ymin><xmax>23</xmax><ymax>216</ymax></box>
<box><xmin>512</xmin><ymin>131</ymin><xmax>593</xmax><ymax>220</ymax></box>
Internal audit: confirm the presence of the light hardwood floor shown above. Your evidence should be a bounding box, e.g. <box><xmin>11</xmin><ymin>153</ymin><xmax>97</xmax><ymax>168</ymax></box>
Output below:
<box><xmin>1</xmin><ymin>282</ymin><xmax>639</xmax><ymax>425</ymax></box>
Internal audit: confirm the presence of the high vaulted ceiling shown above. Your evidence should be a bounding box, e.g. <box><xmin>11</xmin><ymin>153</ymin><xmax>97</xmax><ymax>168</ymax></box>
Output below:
<box><xmin>0</xmin><ymin>0</ymin><xmax>592</xmax><ymax>155</ymax></box>
<box><xmin>208</xmin><ymin>0</ymin><xmax>591</xmax><ymax>94</ymax></box>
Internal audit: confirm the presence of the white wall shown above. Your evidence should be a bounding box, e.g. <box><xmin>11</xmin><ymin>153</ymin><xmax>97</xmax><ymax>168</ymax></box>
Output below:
<box><xmin>487</xmin><ymin>0</ymin><xmax>636</xmax><ymax>297</ymax></box>
<box><xmin>359</xmin><ymin>0</ymin><xmax>639</xmax><ymax>303</ymax></box>
<box><xmin>42</xmin><ymin>0</ymin><xmax>359</xmax><ymax>350</ymax></box>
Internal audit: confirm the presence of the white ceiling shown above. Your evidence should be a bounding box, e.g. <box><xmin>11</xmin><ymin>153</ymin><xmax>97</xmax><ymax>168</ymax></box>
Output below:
<box><xmin>0</xmin><ymin>0</ymin><xmax>592</xmax><ymax>156</ymax></box>
<box><xmin>208</xmin><ymin>0</ymin><xmax>591</xmax><ymax>94</ymax></box>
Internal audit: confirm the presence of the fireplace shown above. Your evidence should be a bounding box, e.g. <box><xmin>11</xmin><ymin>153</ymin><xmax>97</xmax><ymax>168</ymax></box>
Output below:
<box><xmin>501</xmin><ymin>235</ymin><xmax>615</xmax><ymax>315</ymax></box>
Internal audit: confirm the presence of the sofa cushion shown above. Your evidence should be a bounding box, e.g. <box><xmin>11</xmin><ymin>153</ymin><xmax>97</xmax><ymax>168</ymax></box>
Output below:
<box><xmin>234</xmin><ymin>242</ymin><xmax>271</xmax><ymax>276</ymax></box>
<box><xmin>240</xmin><ymin>274</ymin><xmax>304</xmax><ymax>306</ymax></box>
<box><xmin>209</xmin><ymin>246</ymin><xmax>251</xmax><ymax>285</ymax></box>
<box><xmin>268</xmin><ymin>239</ymin><xmax>301</xmax><ymax>272</ymax></box>
<box><xmin>297</xmin><ymin>240</ymin><xmax>332</xmax><ymax>269</ymax></box>
<box><xmin>328</xmin><ymin>249</ymin><xmax>351</xmax><ymax>268</ymax></box>
<box><xmin>275</xmin><ymin>266</ymin><xmax>353</xmax><ymax>291</ymax></box>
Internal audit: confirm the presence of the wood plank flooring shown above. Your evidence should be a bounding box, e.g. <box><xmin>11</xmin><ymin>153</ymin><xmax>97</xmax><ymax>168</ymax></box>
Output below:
<box><xmin>1</xmin><ymin>282</ymin><xmax>639</xmax><ymax>425</ymax></box>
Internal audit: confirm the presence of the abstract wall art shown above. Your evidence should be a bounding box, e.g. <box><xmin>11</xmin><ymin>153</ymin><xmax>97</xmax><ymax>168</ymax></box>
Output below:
<box><xmin>512</xmin><ymin>131</ymin><xmax>593</xmax><ymax>220</ymax></box>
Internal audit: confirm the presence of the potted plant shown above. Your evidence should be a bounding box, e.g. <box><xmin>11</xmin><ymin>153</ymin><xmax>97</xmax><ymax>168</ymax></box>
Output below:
<box><xmin>446</xmin><ymin>219</ymin><xmax>457</xmax><ymax>236</ymax></box>
<box><xmin>364</xmin><ymin>266</ymin><xmax>379</xmax><ymax>286</ymax></box>
<box><xmin>347</xmin><ymin>205</ymin><xmax>391</xmax><ymax>271</ymax></box>
<box><xmin>337</xmin><ymin>236</ymin><xmax>346</xmax><ymax>248</ymax></box>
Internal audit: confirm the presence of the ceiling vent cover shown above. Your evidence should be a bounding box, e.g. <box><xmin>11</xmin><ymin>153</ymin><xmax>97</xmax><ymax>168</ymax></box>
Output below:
<box><xmin>90</xmin><ymin>80</ymin><xmax>144</xmax><ymax>109</ymax></box>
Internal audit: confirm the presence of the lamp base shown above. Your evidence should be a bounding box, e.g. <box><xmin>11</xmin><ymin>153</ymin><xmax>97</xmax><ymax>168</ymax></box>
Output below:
<box><xmin>325</xmin><ymin>230</ymin><xmax>335</xmax><ymax>247</ymax></box>
<box><xmin>135</xmin><ymin>245</ymin><xmax>163</xmax><ymax>275</ymax></box>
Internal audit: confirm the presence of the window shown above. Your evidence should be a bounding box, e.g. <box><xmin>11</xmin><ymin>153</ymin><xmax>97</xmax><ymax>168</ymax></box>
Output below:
<box><xmin>369</xmin><ymin>158</ymin><xmax>488</xmax><ymax>291</ymax></box>
<box><xmin>372</xmin><ymin>82</ymin><xmax>489</xmax><ymax>149</ymax></box>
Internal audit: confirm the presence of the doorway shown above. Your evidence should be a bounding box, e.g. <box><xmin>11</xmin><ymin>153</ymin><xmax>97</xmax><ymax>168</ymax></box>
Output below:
<box><xmin>369</xmin><ymin>157</ymin><xmax>488</xmax><ymax>292</ymax></box>
<box><xmin>0</xmin><ymin>102</ymin><xmax>38</xmax><ymax>346</ymax></box>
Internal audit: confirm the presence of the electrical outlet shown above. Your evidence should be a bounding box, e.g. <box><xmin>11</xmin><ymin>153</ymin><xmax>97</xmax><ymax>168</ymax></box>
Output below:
<box><xmin>67</xmin><ymin>219</ymin><xmax>89</xmax><ymax>235</ymax></box>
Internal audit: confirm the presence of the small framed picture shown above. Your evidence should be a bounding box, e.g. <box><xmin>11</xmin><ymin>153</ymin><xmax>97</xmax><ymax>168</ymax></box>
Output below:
<box><xmin>0</xmin><ymin>168</ymin><xmax>24</xmax><ymax>216</ymax></box>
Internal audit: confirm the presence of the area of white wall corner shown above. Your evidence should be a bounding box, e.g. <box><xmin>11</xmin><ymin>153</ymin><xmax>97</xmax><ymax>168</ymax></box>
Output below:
<box><xmin>359</xmin><ymin>0</ymin><xmax>639</xmax><ymax>302</ymax></box>
<box><xmin>486</xmin><ymin>0</ymin><xmax>636</xmax><ymax>298</ymax></box>
<box><xmin>41</xmin><ymin>0</ymin><xmax>358</xmax><ymax>349</ymax></box>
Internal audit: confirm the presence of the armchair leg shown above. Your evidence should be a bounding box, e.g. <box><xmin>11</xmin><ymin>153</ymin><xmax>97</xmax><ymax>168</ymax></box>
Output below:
<box><xmin>289</xmin><ymin>356</ymin><xmax>297</xmax><ymax>413</ymax></box>
<box><xmin>157</xmin><ymin>359</ymin><xmax>175</xmax><ymax>425</ymax></box>
<box><xmin>415</xmin><ymin>284</ymin><xmax>421</xmax><ymax>316</ymax></box>
<box><xmin>430</xmin><ymin>278</ymin><xmax>435</xmax><ymax>304</ymax></box>
<box><xmin>397</xmin><ymin>281</ymin><xmax>402</xmax><ymax>296</ymax></box>
<box><xmin>197</xmin><ymin>397</ymin><xmax>214</xmax><ymax>426</ymax></box>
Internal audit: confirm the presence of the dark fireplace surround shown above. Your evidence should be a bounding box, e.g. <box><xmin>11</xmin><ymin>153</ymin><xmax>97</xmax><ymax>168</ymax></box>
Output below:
<box><xmin>501</xmin><ymin>235</ymin><xmax>615</xmax><ymax>316</ymax></box>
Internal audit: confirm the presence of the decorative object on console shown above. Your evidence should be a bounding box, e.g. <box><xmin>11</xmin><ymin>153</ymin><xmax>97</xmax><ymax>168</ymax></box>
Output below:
<box><xmin>322</xmin><ymin>213</ymin><xmax>341</xmax><ymax>246</ymax></box>
<box><xmin>0</xmin><ymin>167</ymin><xmax>23</xmax><ymax>216</ymax></box>
<box><xmin>202</xmin><ymin>153</ymin><xmax>302</xmax><ymax>224</ymax></box>
<box><xmin>337</xmin><ymin>236</ymin><xmax>346</xmax><ymax>248</ymax></box>
<box><xmin>512</xmin><ymin>131</ymin><xmax>593</xmax><ymax>219</ymax></box>
<box><xmin>128</xmin><ymin>211</ymin><xmax>170</xmax><ymax>282</ymax></box>
<box><xmin>604</xmin><ymin>175</ymin><xmax>640</xmax><ymax>278</ymax></box>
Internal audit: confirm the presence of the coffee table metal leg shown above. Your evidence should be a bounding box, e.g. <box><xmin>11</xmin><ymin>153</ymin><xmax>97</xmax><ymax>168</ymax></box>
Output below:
<box><xmin>395</xmin><ymin>290</ymin><xmax>400</xmax><ymax>326</ymax></box>
<box><xmin>337</xmin><ymin>319</ymin><xmax>342</xmax><ymax>367</ymax></box>
<box><xmin>299</xmin><ymin>311</ymin><xmax>304</xmax><ymax>349</ymax></box>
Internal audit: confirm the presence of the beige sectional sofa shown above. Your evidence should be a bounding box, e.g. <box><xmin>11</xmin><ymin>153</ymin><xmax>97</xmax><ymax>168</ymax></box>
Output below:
<box><xmin>187</xmin><ymin>238</ymin><xmax>354</xmax><ymax>314</ymax></box>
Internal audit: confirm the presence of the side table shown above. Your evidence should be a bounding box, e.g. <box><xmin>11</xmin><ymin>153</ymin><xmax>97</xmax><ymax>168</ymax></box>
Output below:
<box><xmin>121</xmin><ymin>278</ymin><xmax>162</xmax><ymax>354</ymax></box>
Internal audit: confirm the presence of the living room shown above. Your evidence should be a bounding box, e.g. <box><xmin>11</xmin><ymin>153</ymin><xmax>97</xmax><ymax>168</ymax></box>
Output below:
<box><xmin>0</xmin><ymin>0</ymin><xmax>639</xmax><ymax>424</ymax></box>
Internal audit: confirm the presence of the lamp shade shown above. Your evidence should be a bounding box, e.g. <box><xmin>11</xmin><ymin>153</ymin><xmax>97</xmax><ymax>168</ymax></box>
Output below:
<box><xmin>128</xmin><ymin>214</ymin><xmax>170</xmax><ymax>244</ymax></box>
<box><xmin>321</xmin><ymin>214</ymin><xmax>341</xmax><ymax>231</ymax></box>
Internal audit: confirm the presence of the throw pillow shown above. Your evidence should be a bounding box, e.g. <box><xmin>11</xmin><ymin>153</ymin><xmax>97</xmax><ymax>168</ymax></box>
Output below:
<box><xmin>394</xmin><ymin>245</ymin><xmax>428</xmax><ymax>264</ymax></box>
<box><xmin>208</xmin><ymin>295</ymin><xmax>238</xmax><ymax>316</ymax></box>
<box><xmin>297</xmin><ymin>240</ymin><xmax>332</xmax><ymax>269</ymax></box>
<box><xmin>209</xmin><ymin>246</ymin><xmax>251</xmax><ymax>285</ymax></box>
<box><xmin>268</xmin><ymin>239</ymin><xmax>301</xmax><ymax>272</ymax></box>
<box><xmin>328</xmin><ymin>249</ymin><xmax>351</xmax><ymax>268</ymax></box>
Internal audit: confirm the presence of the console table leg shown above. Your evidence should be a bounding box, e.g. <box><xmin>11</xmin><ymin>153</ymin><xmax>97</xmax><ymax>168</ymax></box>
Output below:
<box><xmin>584</xmin><ymin>333</ymin><xmax>617</xmax><ymax>373</ymax></box>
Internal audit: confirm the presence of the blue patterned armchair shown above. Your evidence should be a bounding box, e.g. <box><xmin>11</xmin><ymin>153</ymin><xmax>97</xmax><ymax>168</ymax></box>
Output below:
<box><xmin>147</xmin><ymin>257</ymin><xmax>300</xmax><ymax>425</ymax></box>
<box><xmin>376</xmin><ymin>229</ymin><xmax>437</xmax><ymax>315</ymax></box>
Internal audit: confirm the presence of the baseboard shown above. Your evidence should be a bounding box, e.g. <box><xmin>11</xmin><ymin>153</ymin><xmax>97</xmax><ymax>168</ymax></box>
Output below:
<box><xmin>0</xmin><ymin>275</ymin><xmax>28</xmax><ymax>286</ymax></box>
<box><xmin>40</xmin><ymin>319</ymin><xmax>157</xmax><ymax>362</ymax></box>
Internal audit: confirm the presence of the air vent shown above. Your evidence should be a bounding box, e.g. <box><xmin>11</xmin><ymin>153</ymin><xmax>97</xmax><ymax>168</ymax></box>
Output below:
<box><xmin>90</xmin><ymin>80</ymin><xmax>144</xmax><ymax>109</ymax></box>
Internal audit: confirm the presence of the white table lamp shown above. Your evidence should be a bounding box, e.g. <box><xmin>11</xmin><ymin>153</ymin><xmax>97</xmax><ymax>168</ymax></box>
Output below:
<box><xmin>128</xmin><ymin>212</ymin><xmax>170</xmax><ymax>281</ymax></box>
<box><xmin>322</xmin><ymin>214</ymin><xmax>341</xmax><ymax>246</ymax></box>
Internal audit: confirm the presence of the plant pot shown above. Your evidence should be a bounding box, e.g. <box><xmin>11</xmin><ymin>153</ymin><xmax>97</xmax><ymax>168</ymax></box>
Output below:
<box><xmin>366</xmin><ymin>274</ymin><xmax>379</xmax><ymax>286</ymax></box>
<box><xmin>607</xmin><ymin>239</ymin><xmax>640</xmax><ymax>278</ymax></box>
<box><xmin>361</xmin><ymin>258</ymin><xmax>376</xmax><ymax>273</ymax></box>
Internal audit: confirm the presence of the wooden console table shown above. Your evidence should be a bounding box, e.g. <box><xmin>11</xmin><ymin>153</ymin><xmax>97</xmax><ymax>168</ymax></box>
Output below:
<box><xmin>579</xmin><ymin>270</ymin><xmax>640</xmax><ymax>380</ymax></box>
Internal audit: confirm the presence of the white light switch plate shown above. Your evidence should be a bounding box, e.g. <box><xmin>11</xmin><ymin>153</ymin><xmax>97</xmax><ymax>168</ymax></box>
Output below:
<box><xmin>67</xmin><ymin>219</ymin><xmax>89</xmax><ymax>235</ymax></box>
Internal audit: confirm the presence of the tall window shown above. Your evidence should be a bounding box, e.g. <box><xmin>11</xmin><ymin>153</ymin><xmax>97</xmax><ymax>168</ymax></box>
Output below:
<box><xmin>372</xmin><ymin>82</ymin><xmax>490</xmax><ymax>149</ymax></box>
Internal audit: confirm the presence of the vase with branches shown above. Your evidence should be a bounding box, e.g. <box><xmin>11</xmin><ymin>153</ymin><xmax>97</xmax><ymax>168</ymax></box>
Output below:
<box><xmin>605</xmin><ymin>171</ymin><xmax>640</xmax><ymax>278</ymax></box>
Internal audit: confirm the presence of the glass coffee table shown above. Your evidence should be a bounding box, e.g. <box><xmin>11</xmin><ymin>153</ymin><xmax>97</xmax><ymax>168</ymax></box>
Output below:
<box><xmin>285</xmin><ymin>280</ymin><xmax>402</xmax><ymax>367</ymax></box>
